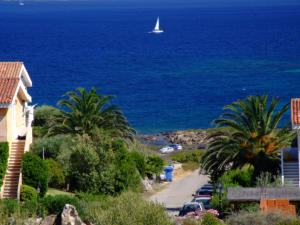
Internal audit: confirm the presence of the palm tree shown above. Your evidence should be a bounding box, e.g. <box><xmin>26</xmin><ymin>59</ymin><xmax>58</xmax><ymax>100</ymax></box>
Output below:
<box><xmin>51</xmin><ymin>87</ymin><xmax>136</xmax><ymax>140</ymax></box>
<box><xmin>201</xmin><ymin>95</ymin><xmax>295</xmax><ymax>182</ymax></box>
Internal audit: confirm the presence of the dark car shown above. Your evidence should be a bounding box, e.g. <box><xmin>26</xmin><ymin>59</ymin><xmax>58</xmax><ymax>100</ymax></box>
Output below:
<box><xmin>196</xmin><ymin>188</ymin><xmax>213</xmax><ymax>196</ymax></box>
<box><xmin>178</xmin><ymin>202</ymin><xmax>203</xmax><ymax>217</ymax></box>
<box><xmin>201</xmin><ymin>184</ymin><xmax>214</xmax><ymax>191</ymax></box>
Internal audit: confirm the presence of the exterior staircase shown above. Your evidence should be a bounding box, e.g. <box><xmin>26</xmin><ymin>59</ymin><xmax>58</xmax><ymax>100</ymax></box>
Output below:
<box><xmin>282</xmin><ymin>161</ymin><xmax>299</xmax><ymax>187</ymax></box>
<box><xmin>3</xmin><ymin>140</ymin><xmax>25</xmax><ymax>199</ymax></box>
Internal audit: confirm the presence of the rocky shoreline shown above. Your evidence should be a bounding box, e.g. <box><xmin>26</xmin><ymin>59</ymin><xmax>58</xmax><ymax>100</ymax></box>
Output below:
<box><xmin>138</xmin><ymin>129</ymin><xmax>209</xmax><ymax>147</ymax></box>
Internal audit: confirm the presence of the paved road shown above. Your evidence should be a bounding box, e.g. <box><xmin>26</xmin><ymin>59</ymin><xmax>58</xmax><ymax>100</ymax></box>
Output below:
<box><xmin>149</xmin><ymin>169</ymin><xmax>209</xmax><ymax>208</ymax></box>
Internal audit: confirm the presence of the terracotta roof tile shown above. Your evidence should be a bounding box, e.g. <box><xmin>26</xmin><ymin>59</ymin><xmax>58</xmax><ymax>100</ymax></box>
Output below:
<box><xmin>291</xmin><ymin>98</ymin><xmax>300</xmax><ymax>129</ymax></box>
<box><xmin>0</xmin><ymin>62</ymin><xmax>23</xmax><ymax>105</ymax></box>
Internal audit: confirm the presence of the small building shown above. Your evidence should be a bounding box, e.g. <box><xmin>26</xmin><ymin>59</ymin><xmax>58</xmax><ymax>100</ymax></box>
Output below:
<box><xmin>0</xmin><ymin>62</ymin><xmax>34</xmax><ymax>199</ymax></box>
<box><xmin>281</xmin><ymin>99</ymin><xmax>300</xmax><ymax>187</ymax></box>
<box><xmin>227</xmin><ymin>187</ymin><xmax>300</xmax><ymax>206</ymax></box>
<box><xmin>227</xmin><ymin>187</ymin><xmax>299</xmax><ymax>216</ymax></box>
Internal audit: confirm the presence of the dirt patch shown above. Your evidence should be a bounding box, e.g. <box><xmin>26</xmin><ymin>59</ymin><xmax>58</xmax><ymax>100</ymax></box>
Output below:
<box><xmin>173</xmin><ymin>168</ymin><xmax>195</xmax><ymax>180</ymax></box>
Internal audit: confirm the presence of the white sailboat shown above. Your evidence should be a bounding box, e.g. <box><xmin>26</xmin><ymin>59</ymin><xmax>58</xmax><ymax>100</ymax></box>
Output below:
<box><xmin>152</xmin><ymin>17</ymin><xmax>163</xmax><ymax>33</ymax></box>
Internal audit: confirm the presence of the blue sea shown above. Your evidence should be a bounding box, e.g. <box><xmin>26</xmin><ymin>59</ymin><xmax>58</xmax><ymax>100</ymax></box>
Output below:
<box><xmin>0</xmin><ymin>1</ymin><xmax>300</xmax><ymax>133</ymax></box>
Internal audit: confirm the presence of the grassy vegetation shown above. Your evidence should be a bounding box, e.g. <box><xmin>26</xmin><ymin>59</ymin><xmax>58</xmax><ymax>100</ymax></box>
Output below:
<box><xmin>171</xmin><ymin>150</ymin><xmax>204</xmax><ymax>171</ymax></box>
<box><xmin>46</xmin><ymin>188</ymin><xmax>74</xmax><ymax>197</ymax></box>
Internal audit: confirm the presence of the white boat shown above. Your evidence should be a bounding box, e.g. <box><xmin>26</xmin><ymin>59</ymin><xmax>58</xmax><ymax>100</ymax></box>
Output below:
<box><xmin>19</xmin><ymin>1</ymin><xmax>24</xmax><ymax>5</ymax></box>
<box><xmin>152</xmin><ymin>17</ymin><xmax>163</xmax><ymax>33</ymax></box>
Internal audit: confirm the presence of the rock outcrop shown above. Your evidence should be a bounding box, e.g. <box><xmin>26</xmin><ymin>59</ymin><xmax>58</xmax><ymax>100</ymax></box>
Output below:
<box><xmin>141</xmin><ymin>177</ymin><xmax>153</xmax><ymax>192</ymax></box>
<box><xmin>61</xmin><ymin>204</ymin><xmax>85</xmax><ymax>225</ymax></box>
<box><xmin>40</xmin><ymin>215</ymin><xmax>57</xmax><ymax>225</ymax></box>
<box><xmin>164</xmin><ymin>130</ymin><xmax>208</xmax><ymax>146</ymax></box>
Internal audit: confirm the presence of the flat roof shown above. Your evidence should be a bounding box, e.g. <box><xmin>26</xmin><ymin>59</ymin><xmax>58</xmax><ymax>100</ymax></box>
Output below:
<box><xmin>227</xmin><ymin>188</ymin><xmax>300</xmax><ymax>202</ymax></box>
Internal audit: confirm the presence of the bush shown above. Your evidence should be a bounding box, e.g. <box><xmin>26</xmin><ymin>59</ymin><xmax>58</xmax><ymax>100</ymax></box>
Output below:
<box><xmin>171</xmin><ymin>150</ymin><xmax>204</xmax><ymax>164</ymax></box>
<box><xmin>113</xmin><ymin>141</ymin><xmax>141</xmax><ymax>193</ymax></box>
<box><xmin>226</xmin><ymin>210</ymin><xmax>300</xmax><ymax>225</ymax></box>
<box><xmin>45</xmin><ymin>158</ymin><xmax>65</xmax><ymax>188</ymax></box>
<box><xmin>69</xmin><ymin>138</ymin><xmax>102</xmax><ymax>192</ymax></box>
<box><xmin>83</xmin><ymin>191</ymin><xmax>172</xmax><ymax>225</ymax></box>
<box><xmin>40</xmin><ymin>195</ymin><xmax>83</xmax><ymax>218</ymax></box>
<box><xmin>74</xmin><ymin>191</ymin><xmax>106</xmax><ymax>202</ymax></box>
<box><xmin>22</xmin><ymin>152</ymin><xmax>49</xmax><ymax>197</ymax></box>
<box><xmin>255</xmin><ymin>172</ymin><xmax>282</xmax><ymax>187</ymax></box>
<box><xmin>221</xmin><ymin>168</ymin><xmax>253</xmax><ymax>187</ymax></box>
<box><xmin>31</xmin><ymin>134</ymin><xmax>74</xmax><ymax>159</ymax></box>
<box><xmin>130</xmin><ymin>151</ymin><xmax>146</xmax><ymax>178</ymax></box>
<box><xmin>0</xmin><ymin>198</ymin><xmax>20</xmax><ymax>216</ymax></box>
<box><xmin>201</xmin><ymin>213</ymin><xmax>222</xmax><ymax>225</ymax></box>
<box><xmin>145</xmin><ymin>155</ymin><xmax>164</xmax><ymax>177</ymax></box>
<box><xmin>69</xmin><ymin>136</ymin><xmax>141</xmax><ymax>195</ymax></box>
<box><xmin>33</xmin><ymin>105</ymin><xmax>61</xmax><ymax>137</ymax></box>
<box><xmin>0</xmin><ymin>142</ymin><xmax>9</xmax><ymax>186</ymax></box>
<box><xmin>210</xmin><ymin>168</ymin><xmax>253</xmax><ymax>211</ymax></box>
<box><xmin>20</xmin><ymin>185</ymin><xmax>37</xmax><ymax>202</ymax></box>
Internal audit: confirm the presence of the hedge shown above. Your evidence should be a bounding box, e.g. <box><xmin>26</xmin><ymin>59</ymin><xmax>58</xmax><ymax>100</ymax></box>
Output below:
<box><xmin>22</xmin><ymin>152</ymin><xmax>49</xmax><ymax>197</ymax></box>
<box><xmin>0</xmin><ymin>142</ymin><xmax>9</xmax><ymax>187</ymax></box>
<box><xmin>20</xmin><ymin>185</ymin><xmax>37</xmax><ymax>202</ymax></box>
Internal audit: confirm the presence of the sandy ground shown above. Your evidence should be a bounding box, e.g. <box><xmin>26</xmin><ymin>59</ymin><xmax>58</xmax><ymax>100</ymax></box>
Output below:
<box><xmin>149</xmin><ymin>169</ymin><xmax>209</xmax><ymax>208</ymax></box>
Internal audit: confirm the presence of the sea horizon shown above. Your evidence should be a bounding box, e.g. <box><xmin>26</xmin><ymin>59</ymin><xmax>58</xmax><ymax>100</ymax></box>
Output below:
<box><xmin>1</xmin><ymin>1</ymin><xmax>300</xmax><ymax>133</ymax></box>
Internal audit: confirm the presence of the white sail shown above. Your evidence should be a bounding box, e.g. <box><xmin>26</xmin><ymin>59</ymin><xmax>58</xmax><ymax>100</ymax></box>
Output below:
<box><xmin>152</xmin><ymin>17</ymin><xmax>163</xmax><ymax>33</ymax></box>
<box><xmin>154</xmin><ymin>17</ymin><xmax>160</xmax><ymax>31</ymax></box>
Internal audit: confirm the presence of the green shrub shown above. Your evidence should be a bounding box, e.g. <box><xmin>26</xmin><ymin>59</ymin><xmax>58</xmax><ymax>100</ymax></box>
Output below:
<box><xmin>20</xmin><ymin>185</ymin><xmax>37</xmax><ymax>202</ymax></box>
<box><xmin>0</xmin><ymin>142</ymin><xmax>9</xmax><ymax>187</ymax></box>
<box><xmin>0</xmin><ymin>199</ymin><xmax>41</xmax><ymax>223</ymax></box>
<box><xmin>113</xmin><ymin>141</ymin><xmax>141</xmax><ymax>193</ymax></box>
<box><xmin>69</xmin><ymin>139</ymin><xmax>102</xmax><ymax>192</ymax></box>
<box><xmin>22</xmin><ymin>200</ymin><xmax>38</xmax><ymax>217</ymax></box>
<box><xmin>221</xmin><ymin>168</ymin><xmax>253</xmax><ymax>187</ymax></box>
<box><xmin>83</xmin><ymin>191</ymin><xmax>172</xmax><ymax>225</ymax></box>
<box><xmin>31</xmin><ymin>134</ymin><xmax>74</xmax><ymax>159</ymax></box>
<box><xmin>45</xmin><ymin>158</ymin><xmax>65</xmax><ymax>188</ymax></box>
<box><xmin>22</xmin><ymin>152</ymin><xmax>49</xmax><ymax>197</ymax></box>
<box><xmin>69</xmin><ymin>136</ymin><xmax>141</xmax><ymax>195</ymax></box>
<box><xmin>210</xmin><ymin>168</ymin><xmax>253</xmax><ymax>211</ymax></box>
<box><xmin>74</xmin><ymin>191</ymin><xmax>106</xmax><ymax>202</ymax></box>
<box><xmin>145</xmin><ymin>155</ymin><xmax>164</xmax><ymax>177</ymax></box>
<box><xmin>40</xmin><ymin>195</ymin><xmax>83</xmax><ymax>218</ymax></box>
<box><xmin>171</xmin><ymin>150</ymin><xmax>204</xmax><ymax>164</ymax></box>
<box><xmin>33</xmin><ymin>105</ymin><xmax>62</xmax><ymax>137</ymax></box>
<box><xmin>182</xmin><ymin>217</ymin><xmax>200</xmax><ymax>225</ymax></box>
<box><xmin>0</xmin><ymin>198</ymin><xmax>19</xmax><ymax>216</ymax></box>
<box><xmin>226</xmin><ymin>210</ymin><xmax>300</xmax><ymax>225</ymax></box>
<box><xmin>201</xmin><ymin>213</ymin><xmax>222</xmax><ymax>225</ymax></box>
<box><xmin>278</xmin><ymin>220</ymin><xmax>300</xmax><ymax>225</ymax></box>
<box><xmin>130</xmin><ymin>151</ymin><xmax>146</xmax><ymax>178</ymax></box>
<box><xmin>255</xmin><ymin>172</ymin><xmax>282</xmax><ymax>187</ymax></box>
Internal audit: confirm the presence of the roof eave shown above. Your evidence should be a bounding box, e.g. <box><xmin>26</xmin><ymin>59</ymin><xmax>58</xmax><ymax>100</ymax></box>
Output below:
<box><xmin>19</xmin><ymin>63</ymin><xmax>32</xmax><ymax>87</ymax></box>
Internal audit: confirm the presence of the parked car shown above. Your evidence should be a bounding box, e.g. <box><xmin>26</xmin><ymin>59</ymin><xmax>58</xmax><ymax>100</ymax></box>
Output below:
<box><xmin>195</xmin><ymin>188</ymin><xmax>213</xmax><ymax>196</ymax></box>
<box><xmin>169</xmin><ymin>144</ymin><xmax>183</xmax><ymax>150</ymax></box>
<box><xmin>178</xmin><ymin>202</ymin><xmax>203</xmax><ymax>217</ymax></box>
<box><xmin>201</xmin><ymin>184</ymin><xmax>215</xmax><ymax>191</ymax></box>
<box><xmin>192</xmin><ymin>195</ymin><xmax>211</xmax><ymax>209</ymax></box>
<box><xmin>159</xmin><ymin>146</ymin><xmax>174</xmax><ymax>154</ymax></box>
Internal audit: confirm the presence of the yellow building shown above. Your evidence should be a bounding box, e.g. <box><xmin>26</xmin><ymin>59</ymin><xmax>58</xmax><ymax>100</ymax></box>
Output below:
<box><xmin>0</xmin><ymin>62</ymin><xmax>33</xmax><ymax>199</ymax></box>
